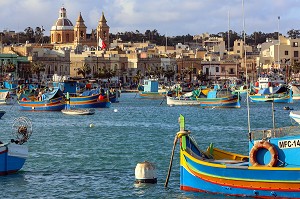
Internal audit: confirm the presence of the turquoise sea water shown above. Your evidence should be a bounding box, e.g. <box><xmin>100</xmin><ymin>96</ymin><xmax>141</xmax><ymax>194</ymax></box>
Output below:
<box><xmin>0</xmin><ymin>93</ymin><xmax>297</xmax><ymax>198</ymax></box>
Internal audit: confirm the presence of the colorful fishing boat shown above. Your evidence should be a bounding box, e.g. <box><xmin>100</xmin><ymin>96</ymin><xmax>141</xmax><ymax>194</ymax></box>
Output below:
<box><xmin>249</xmin><ymin>86</ymin><xmax>292</xmax><ymax>103</ymax></box>
<box><xmin>168</xmin><ymin>114</ymin><xmax>300</xmax><ymax>198</ymax></box>
<box><xmin>18</xmin><ymin>87</ymin><xmax>65</xmax><ymax>111</ymax></box>
<box><xmin>167</xmin><ymin>86</ymin><xmax>240</xmax><ymax>108</ymax></box>
<box><xmin>0</xmin><ymin>80</ymin><xmax>18</xmax><ymax>103</ymax></box>
<box><xmin>139</xmin><ymin>79</ymin><xmax>171</xmax><ymax>99</ymax></box>
<box><xmin>0</xmin><ymin>117</ymin><xmax>32</xmax><ymax>175</ymax></box>
<box><xmin>63</xmin><ymin>80</ymin><xmax>111</xmax><ymax>108</ymax></box>
<box><xmin>67</xmin><ymin>92</ymin><xmax>110</xmax><ymax>108</ymax></box>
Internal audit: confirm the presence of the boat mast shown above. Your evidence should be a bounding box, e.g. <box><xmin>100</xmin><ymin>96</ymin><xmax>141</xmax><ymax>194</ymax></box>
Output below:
<box><xmin>242</xmin><ymin>0</ymin><xmax>251</xmax><ymax>140</ymax></box>
<box><xmin>228</xmin><ymin>10</ymin><xmax>230</xmax><ymax>55</ymax></box>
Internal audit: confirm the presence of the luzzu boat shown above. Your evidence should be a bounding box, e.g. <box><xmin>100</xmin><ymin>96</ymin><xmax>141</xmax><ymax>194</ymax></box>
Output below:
<box><xmin>170</xmin><ymin>115</ymin><xmax>300</xmax><ymax>198</ymax></box>
<box><xmin>18</xmin><ymin>87</ymin><xmax>65</xmax><ymax>111</ymax></box>
<box><xmin>139</xmin><ymin>79</ymin><xmax>171</xmax><ymax>99</ymax></box>
<box><xmin>62</xmin><ymin>80</ymin><xmax>111</xmax><ymax>108</ymax></box>
<box><xmin>67</xmin><ymin>91</ymin><xmax>111</xmax><ymax>108</ymax></box>
<box><xmin>167</xmin><ymin>86</ymin><xmax>240</xmax><ymax>108</ymax></box>
<box><xmin>249</xmin><ymin>86</ymin><xmax>293</xmax><ymax>103</ymax></box>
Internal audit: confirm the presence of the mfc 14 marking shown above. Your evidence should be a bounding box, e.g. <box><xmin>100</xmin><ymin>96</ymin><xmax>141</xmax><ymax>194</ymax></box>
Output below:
<box><xmin>278</xmin><ymin>139</ymin><xmax>300</xmax><ymax>149</ymax></box>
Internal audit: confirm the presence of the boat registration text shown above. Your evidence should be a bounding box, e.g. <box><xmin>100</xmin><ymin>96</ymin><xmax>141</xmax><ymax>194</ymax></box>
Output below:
<box><xmin>278</xmin><ymin>139</ymin><xmax>300</xmax><ymax>149</ymax></box>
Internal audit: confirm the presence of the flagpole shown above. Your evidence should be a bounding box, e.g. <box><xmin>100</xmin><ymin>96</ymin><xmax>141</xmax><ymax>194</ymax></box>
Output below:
<box><xmin>278</xmin><ymin>16</ymin><xmax>280</xmax><ymax>70</ymax></box>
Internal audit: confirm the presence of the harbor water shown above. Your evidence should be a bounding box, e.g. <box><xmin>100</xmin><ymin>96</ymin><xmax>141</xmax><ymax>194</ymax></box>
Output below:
<box><xmin>0</xmin><ymin>93</ymin><xmax>297</xmax><ymax>198</ymax></box>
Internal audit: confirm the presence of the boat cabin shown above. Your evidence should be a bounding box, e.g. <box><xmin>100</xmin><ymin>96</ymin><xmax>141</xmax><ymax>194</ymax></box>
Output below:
<box><xmin>143</xmin><ymin>79</ymin><xmax>159</xmax><ymax>92</ymax></box>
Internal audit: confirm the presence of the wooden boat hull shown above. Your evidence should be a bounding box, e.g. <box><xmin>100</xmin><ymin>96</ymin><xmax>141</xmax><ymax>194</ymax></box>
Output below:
<box><xmin>250</xmin><ymin>94</ymin><xmax>292</xmax><ymax>103</ymax></box>
<box><xmin>250</xmin><ymin>88</ymin><xmax>293</xmax><ymax>103</ymax></box>
<box><xmin>18</xmin><ymin>96</ymin><xmax>65</xmax><ymax>111</ymax></box>
<box><xmin>139</xmin><ymin>91</ymin><xmax>169</xmax><ymax>99</ymax></box>
<box><xmin>179</xmin><ymin>130</ymin><xmax>300</xmax><ymax>198</ymax></box>
<box><xmin>167</xmin><ymin>96</ymin><xmax>201</xmax><ymax>106</ymax></box>
<box><xmin>61</xmin><ymin>108</ymin><xmax>95</xmax><ymax>115</ymax></box>
<box><xmin>68</xmin><ymin>94</ymin><xmax>111</xmax><ymax>108</ymax></box>
<box><xmin>167</xmin><ymin>95</ymin><xmax>240</xmax><ymax>108</ymax></box>
<box><xmin>0</xmin><ymin>143</ymin><xmax>28</xmax><ymax>175</ymax></box>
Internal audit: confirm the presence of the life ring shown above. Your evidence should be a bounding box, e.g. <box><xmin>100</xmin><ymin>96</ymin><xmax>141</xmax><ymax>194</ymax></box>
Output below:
<box><xmin>249</xmin><ymin>141</ymin><xmax>278</xmax><ymax>167</ymax></box>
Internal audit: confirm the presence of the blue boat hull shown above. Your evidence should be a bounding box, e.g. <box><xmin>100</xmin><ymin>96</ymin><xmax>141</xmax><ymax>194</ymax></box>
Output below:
<box><xmin>68</xmin><ymin>94</ymin><xmax>111</xmax><ymax>108</ymax></box>
<box><xmin>18</xmin><ymin>96</ymin><xmax>65</xmax><ymax>111</ymax></box>
<box><xmin>179</xmin><ymin>132</ymin><xmax>300</xmax><ymax>198</ymax></box>
<box><xmin>0</xmin><ymin>144</ymin><xmax>27</xmax><ymax>175</ymax></box>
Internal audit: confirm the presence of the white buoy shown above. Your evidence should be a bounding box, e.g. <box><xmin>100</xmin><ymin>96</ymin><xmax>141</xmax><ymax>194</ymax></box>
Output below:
<box><xmin>89</xmin><ymin>123</ymin><xmax>94</xmax><ymax>128</ymax></box>
<box><xmin>114</xmin><ymin>109</ymin><xmax>118</xmax><ymax>112</ymax></box>
<box><xmin>135</xmin><ymin>161</ymin><xmax>157</xmax><ymax>184</ymax></box>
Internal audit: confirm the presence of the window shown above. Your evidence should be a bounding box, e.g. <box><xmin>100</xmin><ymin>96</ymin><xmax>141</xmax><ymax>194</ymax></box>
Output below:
<box><xmin>293</xmin><ymin>42</ymin><xmax>298</xmax><ymax>47</ymax></box>
<box><xmin>216</xmin><ymin>67</ymin><xmax>219</xmax><ymax>73</ymax></box>
<box><xmin>294</xmin><ymin>51</ymin><xmax>299</xmax><ymax>57</ymax></box>
<box><xmin>221</xmin><ymin>67</ymin><xmax>225</xmax><ymax>73</ymax></box>
<box><xmin>238</xmin><ymin>43</ymin><xmax>240</xmax><ymax>46</ymax></box>
<box><xmin>285</xmin><ymin>51</ymin><xmax>288</xmax><ymax>55</ymax></box>
<box><xmin>237</xmin><ymin>50</ymin><xmax>240</xmax><ymax>53</ymax></box>
<box><xmin>206</xmin><ymin>68</ymin><xmax>209</xmax><ymax>75</ymax></box>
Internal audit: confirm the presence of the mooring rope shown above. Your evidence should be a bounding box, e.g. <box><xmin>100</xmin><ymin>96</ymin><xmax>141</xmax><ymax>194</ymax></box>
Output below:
<box><xmin>164</xmin><ymin>134</ymin><xmax>178</xmax><ymax>188</ymax></box>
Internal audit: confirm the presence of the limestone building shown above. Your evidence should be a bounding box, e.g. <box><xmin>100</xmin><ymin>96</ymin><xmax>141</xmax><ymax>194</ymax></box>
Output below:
<box><xmin>50</xmin><ymin>6</ymin><xmax>109</xmax><ymax>49</ymax></box>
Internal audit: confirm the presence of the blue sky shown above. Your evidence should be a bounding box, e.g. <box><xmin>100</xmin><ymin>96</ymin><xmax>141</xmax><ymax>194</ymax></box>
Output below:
<box><xmin>0</xmin><ymin>0</ymin><xmax>299</xmax><ymax>36</ymax></box>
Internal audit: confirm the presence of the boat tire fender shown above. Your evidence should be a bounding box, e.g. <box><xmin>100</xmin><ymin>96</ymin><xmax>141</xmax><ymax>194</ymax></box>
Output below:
<box><xmin>249</xmin><ymin>141</ymin><xmax>278</xmax><ymax>167</ymax></box>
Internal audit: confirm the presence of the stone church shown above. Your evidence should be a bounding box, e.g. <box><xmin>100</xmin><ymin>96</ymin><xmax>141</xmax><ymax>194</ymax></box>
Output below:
<box><xmin>50</xmin><ymin>6</ymin><xmax>109</xmax><ymax>49</ymax></box>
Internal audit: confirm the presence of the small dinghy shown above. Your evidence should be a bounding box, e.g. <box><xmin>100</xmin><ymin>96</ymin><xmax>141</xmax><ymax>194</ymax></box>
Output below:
<box><xmin>61</xmin><ymin>108</ymin><xmax>95</xmax><ymax>115</ymax></box>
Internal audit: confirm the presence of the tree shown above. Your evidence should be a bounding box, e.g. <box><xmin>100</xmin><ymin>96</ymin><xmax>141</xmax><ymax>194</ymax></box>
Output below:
<box><xmin>77</xmin><ymin>63</ymin><xmax>91</xmax><ymax>78</ymax></box>
<box><xmin>287</xmin><ymin>29</ymin><xmax>300</xmax><ymax>39</ymax></box>
<box><xmin>3</xmin><ymin>62</ymin><xmax>16</xmax><ymax>73</ymax></box>
<box><xmin>34</xmin><ymin>26</ymin><xmax>45</xmax><ymax>43</ymax></box>
<box><xmin>145</xmin><ymin>65</ymin><xmax>154</xmax><ymax>78</ymax></box>
<box><xmin>31</xmin><ymin>61</ymin><xmax>45</xmax><ymax>81</ymax></box>
<box><xmin>196</xmin><ymin>71</ymin><xmax>208</xmax><ymax>82</ymax></box>
<box><xmin>133</xmin><ymin>70</ymin><xmax>143</xmax><ymax>85</ymax></box>
<box><xmin>154</xmin><ymin>66</ymin><xmax>165</xmax><ymax>79</ymax></box>
<box><xmin>164</xmin><ymin>69</ymin><xmax>175</xmax><ymax>82</ymax></box>
<box><xmin>24</xmin><ymin>27</ymin><xmax>34</xmax><ymax>43</ymax></box>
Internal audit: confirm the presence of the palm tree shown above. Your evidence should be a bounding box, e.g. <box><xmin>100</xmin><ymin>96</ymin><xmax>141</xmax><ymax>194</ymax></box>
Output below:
<box><xmin>104</xmin><ymin>68</ymin><xmax>116</xmax><ymax>80</ymax></box>
<box><xmin>31</xmin><ymin>61</ymin><xmax>45</xmax><ymax>81</ymax></box>
<box><xmin>145</xmin><ymin>65</ymin><xmax>154</xmax><ymax>78</ymax></box>
<box><xmin>77</xmin><ymin>63</ymin><xmax>91</xmax><ymax>78</ymax></box>
<box><xmin>154</xmin><ymin>66</ymin><xmax>165</xmax><ymax>79</ymax></box>
<box><xmin>164</xmin><ymin>69</ymin><xmax>175</xmax><ymax>82</ymax></box>
<box><xmin>4</xmin><ymin>62</ymin><xmax>16</xmax><ymax>73</ymax></box>
<box><xmin>133</xmin><ymin>70</ymin><xmax>143</xmax><ymax>85</ymax></box>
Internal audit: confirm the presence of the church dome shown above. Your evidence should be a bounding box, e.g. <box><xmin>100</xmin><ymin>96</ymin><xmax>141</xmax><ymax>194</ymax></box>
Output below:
<box><xmin>51</xmin><ymin>6</ymin><xmax>73</xmax><ymax>31</ymax></box>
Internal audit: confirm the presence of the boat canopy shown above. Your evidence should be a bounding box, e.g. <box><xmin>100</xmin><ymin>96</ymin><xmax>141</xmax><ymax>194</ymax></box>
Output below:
<box><xmin>258</xmin><ymin>86</ymin><xmax>288</xmax><ymax>95</ymax></box>
<box><xmin>42</xmin><ymin>88</ymin><xmax>64</xmax><ymax>100</ymax></box>
<box><xmin>81</xmin><ymin>89</ymin><xmax>99</xmax><ymax>96</ymax></box>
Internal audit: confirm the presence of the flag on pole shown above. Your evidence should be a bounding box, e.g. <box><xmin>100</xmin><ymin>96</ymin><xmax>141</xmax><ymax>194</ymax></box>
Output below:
<box><xmin>98</xmin><ymin>37</ymin><xmax>106</xmax><ymax>50</ymax></box>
